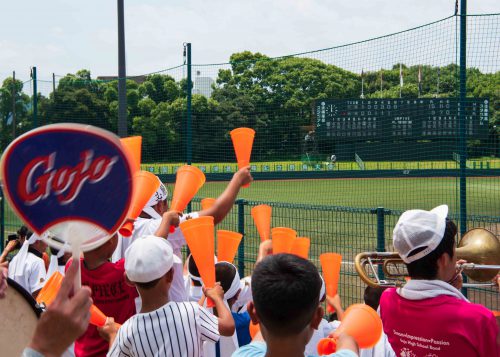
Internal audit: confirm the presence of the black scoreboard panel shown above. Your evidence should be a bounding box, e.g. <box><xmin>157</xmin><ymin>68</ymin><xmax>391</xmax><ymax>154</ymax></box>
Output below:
<box><xmin>315</xmin><ymin>98</ymin><xmax>489</xmax><ymax>141</ymax></box>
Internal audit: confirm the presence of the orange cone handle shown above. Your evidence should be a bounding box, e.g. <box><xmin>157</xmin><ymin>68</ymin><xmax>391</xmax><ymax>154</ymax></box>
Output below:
<box><xmin>119</xmin><ymin>171</ymin><xmax>161</xmax><ymax>237</ymax></box>
<box><xmin>170</xmin><ymin>165</ymin><xmax>206</xmax><ymax>213</ymax></box>
<box><xmin>249</xmin><ymin>321</ymin><xmax>261</xmax><ymax>339</ymax></box>
<box><xmin>251</xmin><ymin>205</ymin><xmax>272</xmax><ymax>242</ymax></box>
<box><xmin>317</xmin><ymin>338</ymin><xmax>337</xmax><ymax>355</ymax></box>
<box><xmin>120</xmin><ymin>136</ymin><xmax>142</xmax><ymax>173</ymax></box>
<box><xmin>290</xmin><ymin>237</ymin><xmax>310</xmax><ymax>259</ymax></box>
<box><xmin>89</xmin><ymin>304</ymin><xmax>108</xmax><ymax>327</ymax></box>
<box><xmin>180</xmin><ymin>216</ymin><xmax>216</xmax><ymax>307</ymax></box>
<box><xmin>36</xmin><ymin>271</ymin><xmax>64</xmax><ymax>307</ymax></box>
<box><xmin>230</xmin><ymin>127</ymin><xmax>255</xmax><ymax>188</ymax></box>
<box><xmin>217</xmin><ymin>230</ymin><xmax>243</xmax><ymax>264</ymax></box>
<box><xmin>319</xmin><ymin>253</ymin><xmax>342</xmax><ymax>313</ymax></box>
<box><xmin>201</xmin><ymin>198</ymin><xmax>216</xmax><ymax>211</ymax></box>
<box><xmin>271</xmin><ymin>227</ymin><xmax>297</xmax><ymax>254</ymax></box>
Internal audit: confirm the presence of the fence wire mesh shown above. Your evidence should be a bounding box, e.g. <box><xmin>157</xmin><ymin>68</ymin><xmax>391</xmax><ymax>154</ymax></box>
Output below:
<box><xmin>0</xmin><ymin>14</ymin><xmax>499</xmax><ymax>310</ymax></box>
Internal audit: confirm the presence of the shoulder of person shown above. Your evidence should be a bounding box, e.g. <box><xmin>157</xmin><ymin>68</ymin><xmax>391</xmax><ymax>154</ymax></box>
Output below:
<box><xmin>232</xmin><ymin>341</ymin><xmax>267</xmax><ymax>357</ymax></box>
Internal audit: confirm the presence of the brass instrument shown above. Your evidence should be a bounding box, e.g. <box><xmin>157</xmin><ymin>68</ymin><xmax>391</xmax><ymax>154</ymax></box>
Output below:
<box><xmin>355</xmin><ymin>228</ymin><xmax>500</xmax><ymax>288</ymax></box>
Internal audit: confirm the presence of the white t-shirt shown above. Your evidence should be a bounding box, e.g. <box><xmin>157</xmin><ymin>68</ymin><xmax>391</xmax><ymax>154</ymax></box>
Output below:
<box><xmin>305</xmin><ymin>319</ymin><xmax>341</xmax><ymax>356</ymax></box>
<box><xmin>305</xmin><ymin>318</ymin><xmax>395</xmax><ymax>357</ymax></box>
<box><xmin>8</xmin><ymin>251</ymin><xmax>46</xmax><ymax>294</ymax></box>
<box><xmin>107</xmin><ymin>301</ymin><xmax>219</xmax><ymax>357</ymax></box>
<box><xmin>112</xmin><ymin>212</ymin><xmax>199</xmax><ymax>302</ymax></box>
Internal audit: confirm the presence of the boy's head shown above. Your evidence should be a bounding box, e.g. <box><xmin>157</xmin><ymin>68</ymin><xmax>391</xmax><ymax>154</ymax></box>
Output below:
<box><xmin>363</xmin><ymin>286</ymin><xmax>387</xmax><ymax>310</ymax></box>
<box><xmin>84</xmin><ymin>233</ymin><xmax>119</xmax><ymax>260</ymax></box>
<box><xmin>215</xmin><ymin>261</ymin><xmax>241</xmax><ymax>305</ymax></box>
<box><xmin>248</xmin><ymin>254</ymin><xmax>323</xmax><ymax>340</ymax></box>
<box><xmin>125</xmin><ymin>235</ymin><xmax>181</xmax><ymax>290</ymax></box>
<box><xmin>393</xmin><ymin>205</ymin><xmax>457</xmax><ymax>281</ymax></box>
<box><xmin>188</xmin><ymin>254</ymin><xmax>218</xmax><ymax>287</ymax></box>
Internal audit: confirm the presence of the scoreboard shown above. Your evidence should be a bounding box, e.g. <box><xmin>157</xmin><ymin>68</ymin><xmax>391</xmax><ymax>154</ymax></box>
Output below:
<box><xmin>315</xmin><ymin>98</ymin><xmax>489</xmax><ymax>141</ymax></box>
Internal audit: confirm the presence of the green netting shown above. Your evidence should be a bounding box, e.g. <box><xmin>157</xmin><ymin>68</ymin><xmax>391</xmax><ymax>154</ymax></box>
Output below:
<box><xmin>0</xmin><ymin>14</ymin><xmax>499</xmax><ymax>310</ymax></box>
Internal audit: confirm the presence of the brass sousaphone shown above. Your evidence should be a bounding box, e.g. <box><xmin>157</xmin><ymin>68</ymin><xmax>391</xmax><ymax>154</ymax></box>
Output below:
<box><xmin>355</xmin><ymin>228</ymin><xmax>500</xmax><ymax>288</ymax></box>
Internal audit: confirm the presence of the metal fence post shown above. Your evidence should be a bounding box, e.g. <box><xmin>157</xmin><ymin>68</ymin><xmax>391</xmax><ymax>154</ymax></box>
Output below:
<box><xmin>0</xmin><ymin>188</ymin><xmax>4</xmax><ymax>252</ymax></box>
<box><xmin>186</xmin><ymin>43</ymin><xmax>193</xmax><ymax>213</ymax></box>
<box><xmin>236</xmin><ymin>199</ymin><xmax>246</xmax><ymax>277</ymax></box>
<box><xmin>459</xmin><ymin>0</ymin><xmax>468</xmax><ymax>298</ymax></box>
<box><xmin>371</xmin><ymin>207</ymin><xmax>389</xmax><ymax>280</ymax></box>
<box><xmin>32</xmin><ymin>66</ymin><xmax>37</xmax><ymax>129</ymax></box>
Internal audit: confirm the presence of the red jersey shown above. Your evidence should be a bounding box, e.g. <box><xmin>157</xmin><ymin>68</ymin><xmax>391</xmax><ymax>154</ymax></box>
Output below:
<box><xmin>380</xmin><ymin>288</ymin><xmax>499</xmax><ymax>357</ymax></box>
<box><xmin>68</xmin><ymin>258</ymin><xmax>138</xmax><ymax>357</ymax></box>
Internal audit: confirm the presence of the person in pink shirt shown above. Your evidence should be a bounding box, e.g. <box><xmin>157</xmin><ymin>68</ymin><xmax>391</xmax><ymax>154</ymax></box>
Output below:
<box><xmin>379</xmin><ymin>205</ymin><xmax>499</xmax><ymax>357</ymax></box>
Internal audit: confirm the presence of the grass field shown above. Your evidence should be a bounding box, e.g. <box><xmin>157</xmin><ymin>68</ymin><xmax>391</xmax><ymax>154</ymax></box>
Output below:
<box><xmin>2</xmin><ymin>174</ymin><xmax>499</xmax><ymax>309</ymax></box>
<box><xmin>141</xmin><ymin>158</ymin><xmax>500</xmax><ymax>174</ymax></box>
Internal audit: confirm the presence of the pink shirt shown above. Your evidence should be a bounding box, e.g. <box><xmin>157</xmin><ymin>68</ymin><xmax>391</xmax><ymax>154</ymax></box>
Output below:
<box><xmin>379</xmin><ymin>288</ymin><xmax>499</xmax><ymax>357</ymax></box>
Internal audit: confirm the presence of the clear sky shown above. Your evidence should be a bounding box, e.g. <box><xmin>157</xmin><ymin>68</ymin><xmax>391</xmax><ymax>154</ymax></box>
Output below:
<box><xmin>0</xmin><ymin>0</ymin><xmax>498</xmax><ymax>82</ymax></box>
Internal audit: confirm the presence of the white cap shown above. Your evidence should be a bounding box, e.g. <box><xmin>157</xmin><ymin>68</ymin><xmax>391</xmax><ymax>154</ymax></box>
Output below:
<box><xmin>393</xmin><ymin>205</ymin><xmax>449</xmax><ymax>263</ymax></box>
<box><xmin>124</xmin><ymin>235</ymin><xmax>181</xmax><ymax>283</ymax></box>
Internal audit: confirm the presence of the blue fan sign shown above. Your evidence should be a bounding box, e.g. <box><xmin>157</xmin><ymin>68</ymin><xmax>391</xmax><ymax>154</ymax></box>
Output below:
<box><xmin>0</xmin><ymin>124</ymin><xmax>133</xmax><ymax>236</ymax></box>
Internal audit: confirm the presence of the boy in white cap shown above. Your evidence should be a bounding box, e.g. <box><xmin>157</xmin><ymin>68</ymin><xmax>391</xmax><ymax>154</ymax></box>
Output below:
<box><xmin>8</xmin><ymin>232</ymin><xmax>47</xmax><ymax>297</ymax></box>
<box><xmin>105</xmin><ymin>235</ymin><xmax>235</xmax><ymax>357</ymax></box>
<box><xmin>379</xmin><ymin>205</ymin><xmax>498</xmax><ymax>356</ymax></box>
<box><xmin>112</xmin><ymin>167</ymin><xmax>252</xmax><ymax>302</ymax></box>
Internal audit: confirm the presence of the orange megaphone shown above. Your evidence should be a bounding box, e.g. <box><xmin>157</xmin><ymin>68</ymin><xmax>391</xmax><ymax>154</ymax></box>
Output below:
<box><xmin>201</xmin><ymin>198</ymin><xmax>216</xmax><ymax>211</ymax></box>
<box><xmin>251</xmin><ymin>205</ymin><xmax>272</xmax><ymax>242</ymax></box>
<box><xmin>180</xmin><ymin>216</ymin><xmax>216</xmax><ymax>307</ymax></box>
<box><xmin>37</xmin><ymin>272</ymin><xmax>112</xmax><ymax>327</ymax></box>
<box><xmin>319</xmin><ymin>253</ymin><xmax>342</xmax><ymax>313</ymax></box>
<box><xmin>36</xmin><ymin>271</ymin><xmax>64</xmax><ymax>307</ymax></box>
<box><xmin>170</xmin><ymin>165</ymin><xmax>206</xmax><ymax>233</ymax></box>
<box><xmin>119</xmin><ymin>171</ymin><xmax>161</xmax><ymax>237</ymax></box>
<box><xmin>271</xmin><ymin>227</ymin><xmax>297</xmax><ymax>254</ymax></box>
<box><xmin>120</xmin><ymin>136</ymin><xmax>142</xmax><ymax>173</ymax></box>
<box><xmin>230</xmin><ymin>127</ymin><xmax>255</xmax><ymax>188</ymax></box>
<box><xmin>249</xmin><ymin>321</ymin><xmax>260</xmax><ymax>339</ymax></box>
<box><xmin>290</xmin><ymin>237</ymin><xmax>310</xmax><ymax>259</ymax></box>
<box><xmin>317</xmin><ymin>304</ymin><xmax>382</xmax><ymax>355</ymax></box>
<box><xmin>217</xmin><ymin>230</ymin><xmax>243</xmax><ymax>264</ymax></box>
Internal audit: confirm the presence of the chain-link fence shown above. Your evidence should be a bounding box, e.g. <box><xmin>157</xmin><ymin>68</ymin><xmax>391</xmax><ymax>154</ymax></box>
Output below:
<box><xmin>1</xmin><ymin>13</ymin><xmax>499</xmax><ymax>309</ymax></box>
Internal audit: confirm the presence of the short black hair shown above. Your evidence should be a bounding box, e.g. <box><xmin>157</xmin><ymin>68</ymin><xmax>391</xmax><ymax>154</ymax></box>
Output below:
<box><xmin>17</xmin><ymin>226</ymin><xmax>31</xmax><ymax>238</ymax></box>
<box><xmin>406</xmin><ymin>219</ymin><xmax>457</xmax><ymax>279</ymax></box>
<box><xmin>363</xmin><ymin>286</ymin><xmax>387</xmax><ymax>310</ymax></box>
<box><xmin>135</xmin><ymin>277</ymin><xmax>161</xmax><ymax>290</ymax></box>
<box><xmin>215</xmin><ymin>262</ymin><xmax>237</xmax><ymax>299</ymax></box>
<box><xmin>188</xmin><ymin>254</ymin><xmax>202</xmax><ymax>286</ymax></box>
<box><xmin>251</xmin><ymin>254</ymin><xmax>321</xmax><ymax>336</ymax></box>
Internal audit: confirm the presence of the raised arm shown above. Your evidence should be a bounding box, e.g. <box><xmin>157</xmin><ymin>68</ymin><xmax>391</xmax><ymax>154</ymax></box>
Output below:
<box><xmin>199</xmin><ymin>166</ymin><xmax>253</xmax><ymax>225</ymax></box>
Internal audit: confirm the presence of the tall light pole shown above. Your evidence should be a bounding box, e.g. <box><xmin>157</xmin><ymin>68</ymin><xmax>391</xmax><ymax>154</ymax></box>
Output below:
<box><xmin>117</xmin><ymin>0</ymin><xmax>127</xmax><ymax>137</ymax></box>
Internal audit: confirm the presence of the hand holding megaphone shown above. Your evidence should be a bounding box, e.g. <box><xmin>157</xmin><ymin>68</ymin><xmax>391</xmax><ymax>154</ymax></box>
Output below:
<box><xmin>317</xmin><ymin>304</ymin><xmax>382</xmax><ymax>356</ymax></box>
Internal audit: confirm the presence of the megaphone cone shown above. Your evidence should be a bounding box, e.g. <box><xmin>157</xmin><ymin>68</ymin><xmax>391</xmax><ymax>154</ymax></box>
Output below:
<box><xmin>201</xmin><ymin>198</ymin><xmax>216</xmax><ymax>211</ymax></box>
<box><xmin>120</xmin><ymin>136</ymin><xmax>142</xmax><ymax>173</ymax></box>
<box><xmin>89</xmin><ymin>304</ymin><xmax>108</xmax><ymax>327</ymax></box>
<box><xmin>217</xmin><ymin>230</ymin><xmax>243</xmax><ymax>264</ymax></box>
<box><xmin>319</xmin><ymin>253</ymin><xmax>342</xmax><ymax>313</ymax></box>
<box><xmin>317</xmin><ymin>304</ymin><xmax>382</xmax><ymax>355</ymax></box>
<box><xmin>119</xmin><ymin>171</ymin><xmax>160</xmax><ymax>237</ymax></box>
<box><xmin>230</xmin><ymin>127</ymin><xmax>255</xmax><ymax>188</ymax></box>
<box><xmin>180</xmin><ymin>216</ymin><xmax>216</xmax><ymax>307</ymax></box>
<box><xmin>271</xmin><ymin>227</ymin><xmax>297</xmax><ymax>254</ymax></box>
<box><xmin>290</xmin><ymin>237</ymin><xmax>310</xmax><ymax>259</ymax></box>
<box><xmin>36</xmin><ymin>271</ymin><xmax>64</xmax><ymax>307</ymax></box>
<box><xmin>171</xmin><ymin>166</ymin><xmax>206</xmax><ymax>213</ymax></box>
<box><xmin>37</xmin><ymin>270</ymin><xmax>113</xmax><ymax>327</ymax></box>
<box><xmin>251</xmin><ymin>205</ymin><xmax>272</xmax><ymax>242</ymax></box>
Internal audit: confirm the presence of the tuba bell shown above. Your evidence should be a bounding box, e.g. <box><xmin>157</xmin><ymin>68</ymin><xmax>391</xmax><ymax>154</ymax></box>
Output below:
<box><xmin>355</xmin><ymin>228</ymin><xmax>500</xmax><ymax>288</ymax></box>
